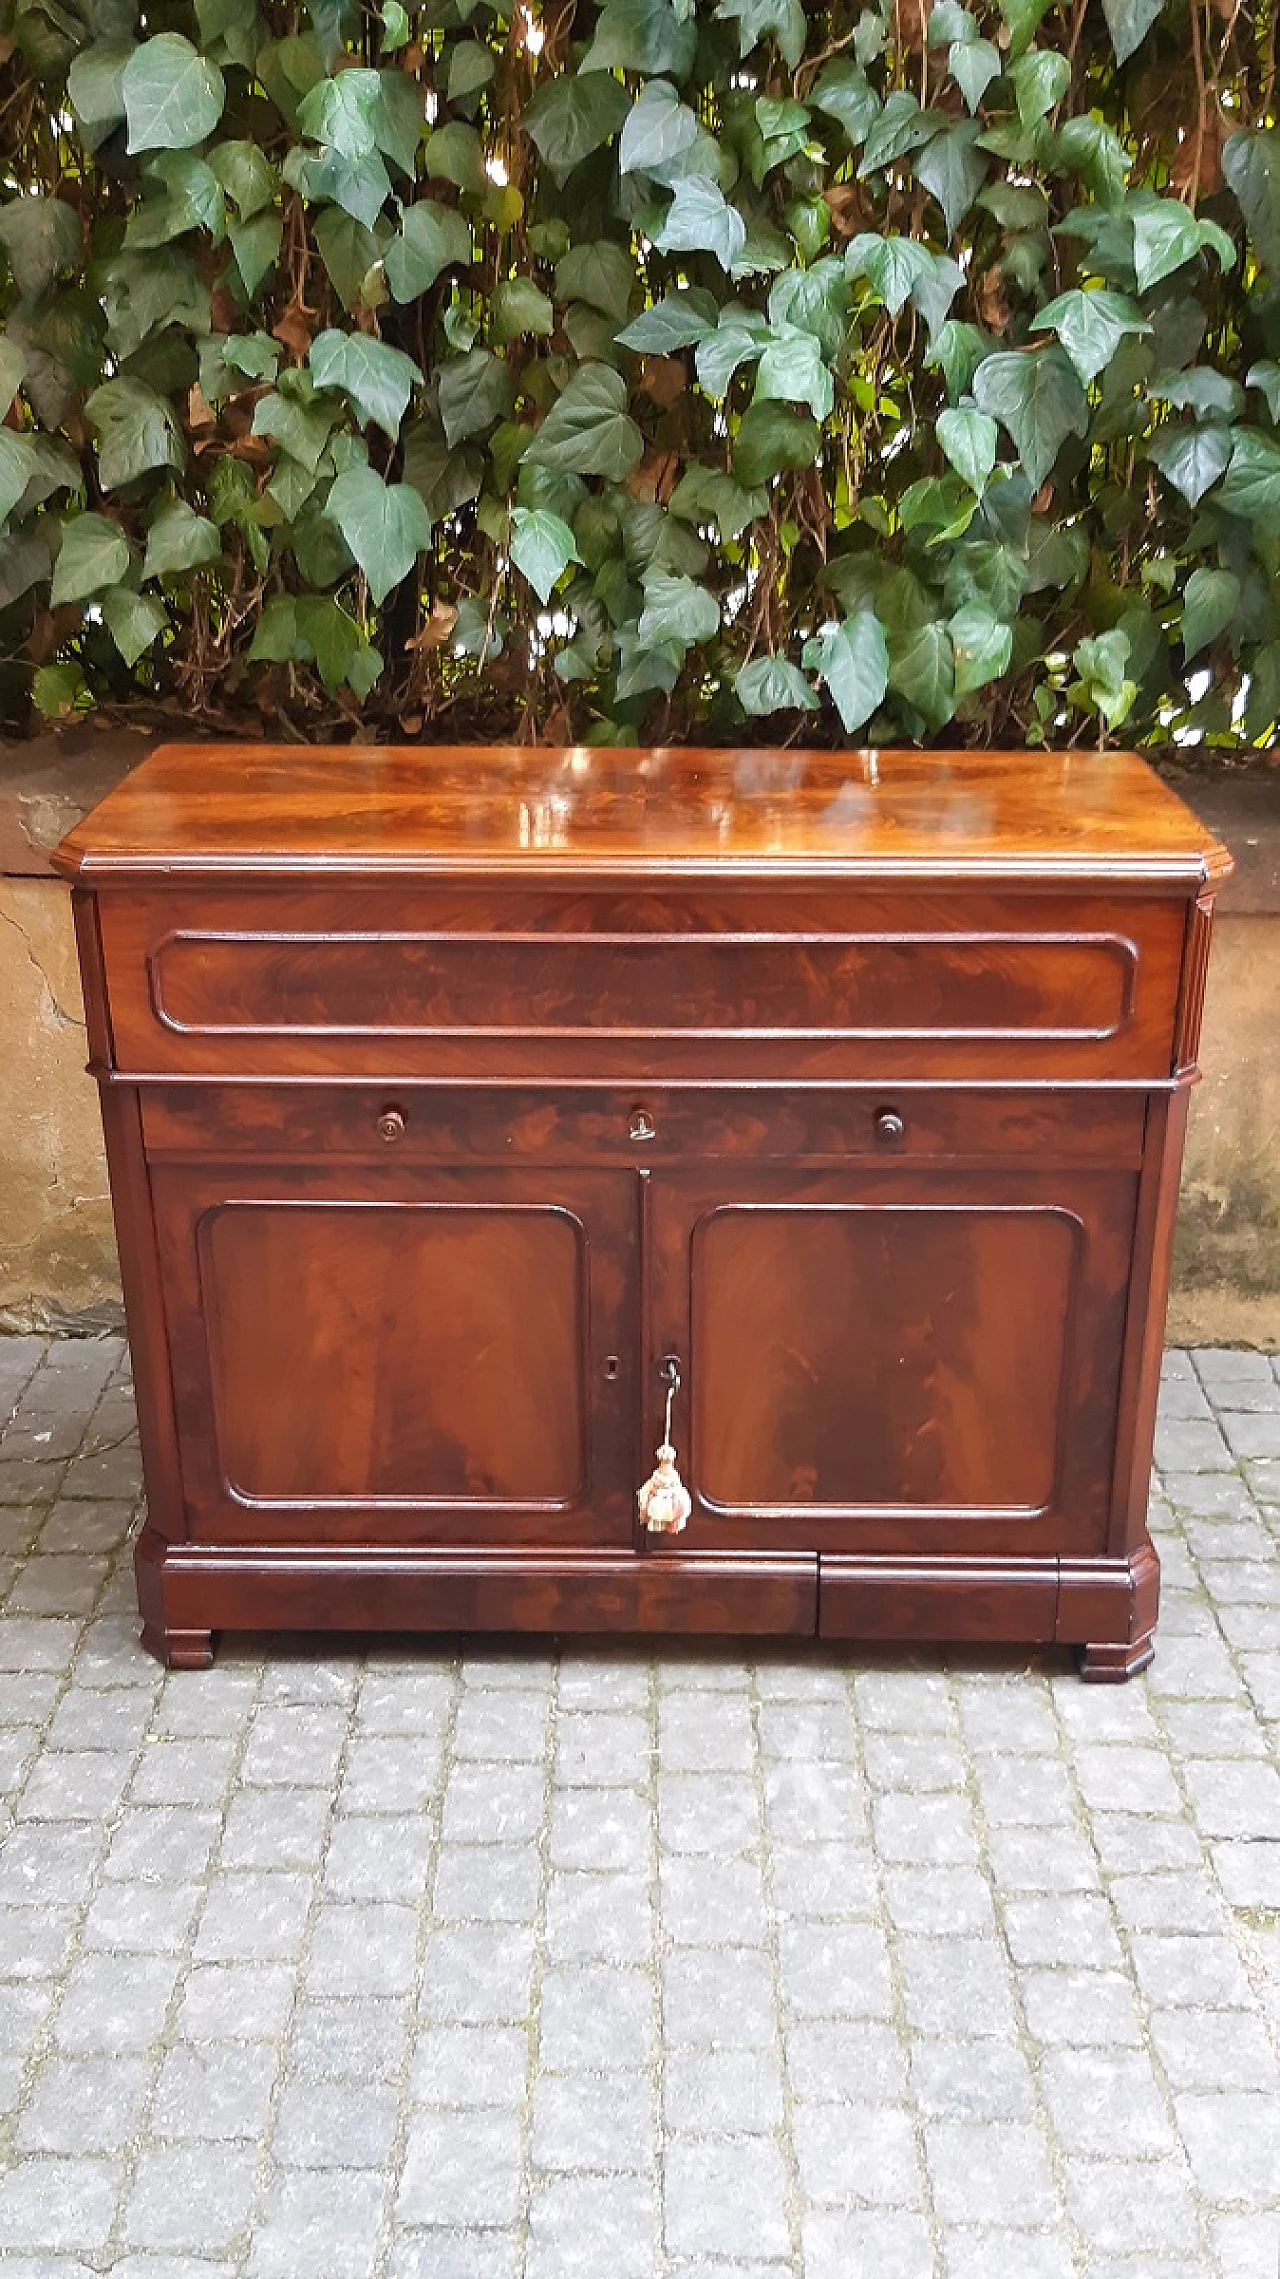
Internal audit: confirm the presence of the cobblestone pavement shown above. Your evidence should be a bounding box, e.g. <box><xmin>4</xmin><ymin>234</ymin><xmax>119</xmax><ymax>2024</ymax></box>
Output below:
<box><xmin>0</xmin><ymin>1336</ymin><xmax>1278</xmax><ymax>2278</ymax></box>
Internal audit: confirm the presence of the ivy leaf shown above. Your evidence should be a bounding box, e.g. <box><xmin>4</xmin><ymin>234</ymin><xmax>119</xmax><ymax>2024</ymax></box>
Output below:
<box><xmin>914</xmin><ymin>119</ymin><xmax>988</xmax><ymax>235</ymax></box>
<box><xmin>950</xmin><ymin>602</ymin><xmax>1013</xmax><ymax>696</ymax></box>
<box><xmin>735</xmin><ymin>655</ymin><xmax>818</xmax><ymax>714</ymax></box>
<box><xmin>619</xmin><ymin>78</ymin><xmax>699</xmax><ymax>175</ymax></box>
<box><xmin>998</xmin><ymin>0</ymin><xmax>1053</xmax><ymax>55</ymax></box>
<box><xmin>1032</xmin><ymin>288</ymin><xmax>1150</xmax><ymax>384</ymax></box>
<box><xmin>972</xmin><ymin>348</ymin><xmax>1089</xmax><ymax>489</ymax></box>
<box><xmin>755</xmin><ymin>329</ymin><xmax>834</xmax><ymax>421</ymax></box>
<box><xmin>50</xmin><ymin>513</ymin><xmax>132</xmax><ymax>606</ymax></box>
<box><xmin>493</xmin><ymin>278</ymin><xmax>556</xmax><ymax>344</ymax></box>
<box><xmin>583</xmin><ymin>0</ymin><xmax>698</xmax><ymax>76</ymax></box>
<box><xmin>1246</xmin><ymin>360</ymin><xmax>1280</xmax><ymax>421</ymax></box>
<box><xmin>1149</xmin><ymin>368</ymin><xmax>1243</xmax><ymax>421</ymax></box>
<box><xmin>0</xmin><ymin>431</ymin><xmax>40</xmax><ymax>524</ymax></box>
<box><xmin>313</xmin><ymin>210</ymin><xmax>382</xmax><ymax>309</ymax></box>
<box><xmin>437</xmin><ymin>349</ymin><xmax>515</xmax><ymax>447</ymax></box>
<box><xmin>0</xmin><ymin>197</ymin><xmax>81</xmax><ymax>299</ymax></box>
<box><xmin>949</xmin><ymin>38</ymin><xmax>1001</xmax><ymax>112</ymax></box>
<box><xmin>422</xmin><ymin>122</ymin><xmax>488</xmax><ymax>194</ymax></box>
<box><xmin>68</xmin><ymin>40</ymin><xmax>133</xmax><ymax>136</ymax></box>
<box><xmin>523</xmin><ymin>73</ymin><xmax>630</xmax><ymax>181</ymax></box>
<box><xmin>695</xmin><ymin>316</ymin><xmax>769</xmax><ymax>400</ymax></box>
<box><xmin>888</xmin><ymin>620</ymin><xmax>956</xmax><ymax>728</ymax></box>
<box><xmin>525</xmin><ymin>364</ymin><xmax>644</xmax><ymax>480</ymax></box>
<box><xmin>142</xmin><ymin>498</ymin><xmax>221</xmax><ymax>579</ymax></box>
<box><xmin>846</xmin><ymin>234</ymin><xmax>934</xmax><ymax>318</ymax></box>
<box><xmin>858</xmin><ymin>91</ymin><xmax>941</xmax><ymax>177</ymax></box>
<box><xmin>638</xmin><ymin>573</ymin><xmax>721</xmax><ymax>647</ymax></box>
<box><xmin>252</xmin><ymin>391</ymin><xmax>335</xmax><ymax>472</ymax></box>
<box><xmin>384</xmin><ymin>201</ymin><xmax>471</xmax><ymax>301</ymax></box>
<box><xmin>1008</xmin><ymin>47</ymin><xmax>1070</xmax><ymax>127</ymax></box>
<box><xmin>1102</xmin><ymin>0</ymin><xmax>1165</xmax><ymax>64</ymax></box>
<box><xmin>101</xmin><ymin>587</ymin><xmax>168</xmax><ymax>665</ymax></box>
<box><xmin>669</xmin><ymin>466</ymin><xmax>768</xmax><ymax>541</ymax></box>
<box><xmin>556</xmin><ymin>242</ymin><xmax>635</xmax><ymax>323</ymax></box>
<box><xmin>509</xmin><ymin>507</ymin><xmax>581</xmax><ymax>604</ymax></box>
<box><xmin>732</xmin><ymin>402</ymin><xmax>821</xmax><ymax>485</ymax></box>
<box><xmin>1072</xmin><ymin>629</ymin><xmax>1136</xmax><ymax>727</ymax></box>
<box><xmin>655</xmin><ymin>178</ymin><xmax>748</xmax><ymax>273</ymax></box>
<box><xmin>123</xmin><ymin>35</ymin><xmax>226</xmax><ymax>153</ymax></box>
<box><xmin>323</xmin><ymin>467</ymin><xmax>432</xmax><ymax>605</ymax></box>
<box><xmin>809</xmin><ymin>61</ymin><xmax>879</xmax><ymax>147</ymax></box>
<box><xmin>1148</xmin><ymin>421</ymin><xmax>1232</xmax><ymax>505</ymax></box>
<box><xmin>716</xmin><ymin>0</ymin><xmax>807</xmax><ymax>69</ymax></box>
<box><xmin>447</xmin><ymin>41</ymin><xmax>495</xmax><ymax>100</ymax></box>
<box><xmin>1182</xmin><ymin>566</ymin><xmax>1240</xmax><ymax>660</ymax></box>
<box><xmin>1216</xmin><ymin>428</ymin><xmax>1280</xmax><ymax>521</ymax></box>
<box><xmin>1130</xmin><ymin>196</ymin><xmax>1207</xmax><ymax>293</ymax></box>
<box><xmin>937</xmin><ymin>406</ymin><xmax>998</xmax><ymax>493</ymax></box>
<box><xmin>812</xmin><ymin>612</ymin><xmax>889</xmax><ymax>732</ymax></box>
<box><xmin>85</xmin><ymin>377</ymin><xmax>186</xmax><ymax>490</ymax></box>
<box><xmin>617</xmin><ymin>289</ymin><xmax>718</xmax><ymax>352</ymax></box>
<box><xmin>1223</xmin><ymin>130</ymin><xmax>1280</xmax><ymax>273</ymax></box>
<box><xmin>309</xmin><ymin>330</ymin><xmax>420</xmax><ymax>440</ymax></box>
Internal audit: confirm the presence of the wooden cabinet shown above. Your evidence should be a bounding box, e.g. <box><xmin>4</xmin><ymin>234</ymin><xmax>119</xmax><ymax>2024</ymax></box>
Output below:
<box><xmin>55</xmin><ymin>742</ymin><xmax>1230</xmax><ymax>1677</ymax></box>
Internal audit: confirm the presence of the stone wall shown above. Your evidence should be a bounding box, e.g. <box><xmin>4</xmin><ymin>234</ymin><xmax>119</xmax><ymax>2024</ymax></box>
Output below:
<box><xmin>1</xmin><ymin>734</ymin><xmax>1276</xmax><ymax>1343</ymax></box>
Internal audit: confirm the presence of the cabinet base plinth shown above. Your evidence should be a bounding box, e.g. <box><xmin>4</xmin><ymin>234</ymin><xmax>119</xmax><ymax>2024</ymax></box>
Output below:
<box><xmin>1077</xmin><ymin>1634</ymin><xmax>1156</xmax><ymax>1683</ymax></box>
<box><xmin>140</xmin><ymin>1622</ymin><xmax>215</xmax><ymax>1669</ymax></box>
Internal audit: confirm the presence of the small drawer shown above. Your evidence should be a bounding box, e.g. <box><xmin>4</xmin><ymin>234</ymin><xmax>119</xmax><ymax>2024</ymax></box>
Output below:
<box><xmin>96</xmin><ymin>885</ymin><xmax>1189</xmax><ymax>1081</ymax></box>
<box><xmin>138</xmin><ymin>1083</ymin><xmax>1149</xmax><ymax>1168</ymax></box>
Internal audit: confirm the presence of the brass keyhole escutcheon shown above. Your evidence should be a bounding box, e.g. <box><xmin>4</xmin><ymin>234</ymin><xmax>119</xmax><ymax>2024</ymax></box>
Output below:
<box><xmin>629</xmin><ymin>1108</ymin><xmax>657</xmax><ymax>1144</ymax></box>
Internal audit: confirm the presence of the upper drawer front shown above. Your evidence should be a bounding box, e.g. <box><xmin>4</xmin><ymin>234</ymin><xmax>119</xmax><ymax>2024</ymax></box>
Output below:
<box><xmin>96</xmin><ymin>884</ymin><xmax>1189</xmax><ymax>1079</ymax></box>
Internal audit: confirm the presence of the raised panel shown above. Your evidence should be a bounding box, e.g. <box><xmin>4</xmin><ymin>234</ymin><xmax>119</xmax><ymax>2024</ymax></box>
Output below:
<box><xmin>202</xmin><ymin>1200</ymin><xmax>585</xmax><ymax>1505</ymax></box>
<box><xmin>692</xmin><ymin>1202</ymin><xmax>1077</xmax><ymax>1513</ymax></box>
<box><xmin>150</xmin><ymin>1164</ymin><xmax>636</xmax><ymax>1548</ymax></box>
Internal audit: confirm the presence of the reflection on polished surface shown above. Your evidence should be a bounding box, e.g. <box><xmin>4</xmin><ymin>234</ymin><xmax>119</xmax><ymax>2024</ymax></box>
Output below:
<box><xmin>54</xmin><ymin>740</ymin><xmax>1230</xmax><ymax>883</ymax></box>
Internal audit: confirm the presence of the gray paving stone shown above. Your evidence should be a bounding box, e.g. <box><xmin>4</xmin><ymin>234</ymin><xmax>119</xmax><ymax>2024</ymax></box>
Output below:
<box><xmin>1130</xmin><ymin>1931</ymin><xmax>1256</xmax><ymax>2009</ymax></box>
<box><xmin>664</xmin><ymin>2048</ymin><xmax>784</xmax><ymax>2136</ymax></box>
<box><xmin>338</xmin><ymin>1733</ymin><xmax>442</xmax><ymax>1812</ymax></box>
<box><xmin>661</xmin><ymin>1852</ymin><xmax>769</xmax><ymax>1946</ymax></box>
<box><xmin>176</xmin><ymin>1961</ymin><xmax>296</xmax><ymax>2041</ymax></box>
<box><xmin>1174</xmin><ymin>2089</ymin><xmax>1280</xmax><ymax>2204</ymax></box>
<box><xmin>124</xmin><ymin>2143</ymin><xmax>257</xmax><ymax>2252</ymax></box>
<box><xmin>802</xmin><ymin>2207</ymin><xmax>934</xmax><ymax>2279</ymax></box>
<box><xmin>785</xmin><ymin>2018</ymin><xmax>907</xmax><ymax>2103</ymax></box>
<box><xmin>309</xmin><ymin>1900</ymin><xmax>419</xmax><ymax>1998</ymax></box>
<box><xmin>240</xmin><ymin>1703</ymin><xmax>348</xmax><ymax>1787</ymax></box>
<box><xmin>664</xmin><ymin>2141</ymin><xmax>790</xmax><ymax>2260</ymax></box>
<box><xmin>0</xmin><ymin>2156</ymin><xmax>121</xmax><ymax>2252</ymax></box>
<box><xmin>418</xmin><ymin>1925</ymin><xmax>534</xmax><ymax>2024</ymax></box>
<box><xmin>274</xmin><ymin>2078</ymin><xmax>400</xmax><ymax>2167</ymax></box>
<box><xmin>550</xmin><ymin>1785</ymin><xmax>650</xmax><ymax>1872</ymax></box>
<box><xmin>873</xmin><ymin>1792</ymin><xmax>978</xmax><ymax>1865</ymax></box>
<box><xmin>1151</xmin><ymin>2006</ymin><xmax>1279</xmax><ymax>2092</ymax></box>
<box><xmin>54</xmin><ymin>1949</ymin><xmax>180</xmax><ymax>2051</ymax></box>
<box><xmin>663</xmin><ymin>1949</ymin><xmax>778</xmax><ymax>2047</ymax></box>
<box><xmin>1039</xmin><ymin>2046</ymin><xmax>1176</xmax><ymax>2156</ymax></box>
<box><xmin>1213</xmin><ymin>2212</ymin><xmax>1280</xmax><ymax>2279</ymax></box>
<box><xmin>151</xmin><ymin>2040</ymin><xmax>278</xmax><ymax>2141</ymax></box>
<box><xmin>556</xmin><ymin>1652</ymin><xmax>652</xmax><ymax>1710</ymax></box>
<box><xmin>1021</xmin><ymin>1969</ymin><xmax>1146</xmax><ymax>2047</ymax></box>
<box><xmin>942</xmin><ymin>2236</ymin><xmax>1078</xmax><ymax>2279</ymax></box>
<box><xmin>764</xmin><ymin>1759</ymin><xmax>866</xmax><ymax>1844</ymax></box>
<box><xmin>129</xmin><ymin>1734</ymin><xmax>238</xmax><ymax>1807</ymax></box>
<box><xmin>290</xmin><ymin>1996</ymin><xmax>410</xmax><ymax>2083</ymax></box>
<box><xmin>103</xmin><ymin>1805</ymin><xmax>220</xmax><ymax>1884</ymax></box>
<box><xmin>0</xmin><ymin>1900</ymin><xmax>77</xmax><ymax>1979</ymax></box>
<box><xmin>770</xmin><ymin>1841</ymin><xmax>878</xmax><ymax>1923</ymax></box>
<box><xmin>1064</xmin><ymin>2161</ymin><xmax>1199</xmax><ymax>2255</ymax></box>
<box><xmin>546</xmin><ymin>1868</ymin><xmax>652</xmax><ymax>1963</ymax></box>
<box><xmin>433</xmin><ymin>1841</ymin><xmax>540</xmax><ymax>1923</ymax></box>
<box><xmin>16</xmin><ymin>2054</ymin><xmax>150</xmax><ymax>2153</ymax></box>
<box><xmin>247</xmin><ymin>2169</ymin><xmax>384</xmax><ymax>2279</ymax></box>
<box><xmin>83</xmin><ymin>1877</ymin><xmax>201</xmax><ymax>1953</ymax></box>
<box><xmin>924</xmin><ymin>2119</ymin><xmax>1059</xmax><ymax>2226</ymax></box>
<box><xmin>557</xmin><ymin>1709</ymin><xmax>651</xmax><ymax>1785</ymax></box>
<box><xmin>538</xmin><ymin>1964</ymin><xmax>654</xmax><ymax>2072</ymax></box>
<box><xmin>910</xmin><ymin>2037</ymin><xmax>1036</xmax><ymax>2121</ymax></box>
<box><xmin>388</xmin><ymin>2236</ymin><xmax>520</xmax><ymax>2279</ymax></box>
<box><xmin>1001</xmin><ymin>1894</ymin><xmax>1125</xmax><ymax>1969</ymax></box>
<box><xmin>221</xmin><ymin>1786</ymin><xmax>332</xmax><ymax>1869</ymax></box>
<box><xmin>897</xmin><ymin>1935</ymin><xmax>1016</xmax><ymax>2039</ymax></box>
<box><xmin>440</xmin><ymin>1760</ymin><xmax>545</xmax><ymax>1842</ymax></box>
<box><xmin>528</xmin><ymin>2172</ymin><xmax>655</xmax><ymax>2279</ymax></box>
<box><xmin>660</xmin><ymin>1771</ymin><xmax>759</xmax><ymax>1855</ymax></box>
<box><xmin>532</xmin><ymin>2070</ymin><xmax>653</xmax><ymax>2171</ymax></box>
<box><xmin>452</xmin><ymin>1685</ymin><xmax>550</xmax><ymax>1762</ymax></box>
<box><xmin>409</xmin><ymin>2022</ymin><xmax>528</xmax><ymax>2108</ymax></box>
<box><xmin>777</xmin><ymin>1919</ymin><xmax>892</xmax><ymax>2020</ymax></box>
<box><xmin>793</xmin><ymin>2099</ymin><xmax>920</xmax><ymax>2207</ymax></box>
<box><xmin>355</xmin><ymin>1668</ymin><xmax>455</xmax><ymax>1733</ymax></box>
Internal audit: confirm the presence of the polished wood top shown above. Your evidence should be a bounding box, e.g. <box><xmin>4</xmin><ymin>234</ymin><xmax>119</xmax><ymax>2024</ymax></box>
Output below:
<box><xmin>53</xmin><ymin>742</ymin><xmax>1231</xmax><ymax>887</ymax></box>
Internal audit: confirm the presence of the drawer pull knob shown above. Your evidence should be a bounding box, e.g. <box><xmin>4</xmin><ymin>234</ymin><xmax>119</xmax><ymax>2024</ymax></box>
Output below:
<box><xmin>377</xmin><ymin>1107</ymin><xmax>407</xmax><ymax>1144</ymax></box>
<box><xmin>629</xmin><ymin>1108</ymin><xmax>657</xmax><ymax>1144</ymax></box>
<box><xmin>638</xmin><ymin>1357</ymin><xmax>691</xmax><ymax>1536</ymax></box>
<box><xmin>875</xmin><ymin>1109</ymin><xmax>906</xmax><ymax>1146</ymax></box>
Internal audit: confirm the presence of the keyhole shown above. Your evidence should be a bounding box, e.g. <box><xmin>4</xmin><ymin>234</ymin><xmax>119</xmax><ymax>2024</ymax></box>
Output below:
<box><xmin>604</xmin><ymin>1355</ymin><xmax>620</xmax><ymax>1381</ymax></box>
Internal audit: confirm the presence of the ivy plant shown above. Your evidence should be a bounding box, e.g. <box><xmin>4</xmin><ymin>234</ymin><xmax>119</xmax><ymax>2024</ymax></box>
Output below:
<box><xmin>1</xmin><ymin>0</ymin><xmax>1279</xmax><ymax>748</ymax></box>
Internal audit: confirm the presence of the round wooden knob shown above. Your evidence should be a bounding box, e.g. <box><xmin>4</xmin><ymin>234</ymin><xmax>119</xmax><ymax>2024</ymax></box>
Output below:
<box><xmin>875</xmin><ymin>1109</ymin><xmax>906</xmax><ymax>1145</ymax></box>
<box><xmin>377</xmin><ymin>1107</ymin><xmax>407</xmax><ymax>1144</ymax></box>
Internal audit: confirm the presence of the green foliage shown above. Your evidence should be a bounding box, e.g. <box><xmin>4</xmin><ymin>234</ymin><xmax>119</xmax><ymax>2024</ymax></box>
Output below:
<box><xmin>1</xmin><ymin>0</ymin><xmax>1278</xmax><ymax>748</ymax></box>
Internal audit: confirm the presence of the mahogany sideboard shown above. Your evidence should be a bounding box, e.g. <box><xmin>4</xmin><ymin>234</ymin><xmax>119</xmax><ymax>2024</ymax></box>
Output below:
<box><xmin>54</xmin><ymin>742</ymin><xmax>1231</xmax><ymax>1676</ymax></box>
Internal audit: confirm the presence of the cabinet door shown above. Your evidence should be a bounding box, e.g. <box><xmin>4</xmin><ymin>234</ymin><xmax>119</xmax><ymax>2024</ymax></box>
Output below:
<box><xmin>151</xmin><ymin>1163</ymin><xmax>636</xmax><ymax>1547</ymax></box>
<box><xmin>647</xmin><ymin>1162</ymin><xmax>1138</xmax><ymax>1558</ymax></box>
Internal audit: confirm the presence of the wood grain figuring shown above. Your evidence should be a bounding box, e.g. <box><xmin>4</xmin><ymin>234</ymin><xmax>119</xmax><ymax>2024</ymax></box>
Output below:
<box><xmin>55</xmin><ymin>744</ymin><xmax>1230</xmax><ymax>1672</ymax></box>
<box><xmin>52</xmin><ymin>742</ymin><xmax>1231</xmax><ymax>885</ymax></box>
<box><xmin>95</xmin><ymin>885</ymin><xmax>1188</xmax><ymax>1081</ymax></box>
